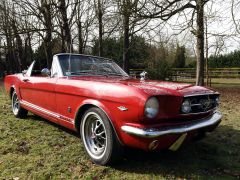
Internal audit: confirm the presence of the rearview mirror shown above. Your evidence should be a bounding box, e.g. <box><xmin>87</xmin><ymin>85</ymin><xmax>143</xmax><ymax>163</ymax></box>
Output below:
<box><xmin>41</xmin><ymin>68</ymin><xmax>50</xmax><ymax>77</ymax></box>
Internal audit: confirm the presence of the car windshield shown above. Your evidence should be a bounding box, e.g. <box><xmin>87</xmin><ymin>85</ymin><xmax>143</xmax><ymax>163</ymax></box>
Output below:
<box><xmin>58</xmin><ymin>54</ymin><xmax>129</xmax><ymax>77</ymax></box>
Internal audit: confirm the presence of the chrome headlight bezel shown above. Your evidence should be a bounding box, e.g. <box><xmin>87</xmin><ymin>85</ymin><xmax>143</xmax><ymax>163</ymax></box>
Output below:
<box><xmin>181</xmin><ymin>99</ymin><xmax>191</xmax><ymax>113</ymax></box>
<box><xmin>215</xmin><ymin>97</ymin><xmax>220</xmax><ymax>107</ymax></box>
<box><xmin>144</xmin><ymin>97</ymin><xmax>159</xmax><ymax>118</ymax></box>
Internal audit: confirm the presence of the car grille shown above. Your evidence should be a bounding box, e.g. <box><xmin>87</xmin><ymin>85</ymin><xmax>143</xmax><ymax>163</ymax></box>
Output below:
<box><xmin>181</xmin><ymin>94</ymin><xmax>219</xmax><ymax>114</ymax></box>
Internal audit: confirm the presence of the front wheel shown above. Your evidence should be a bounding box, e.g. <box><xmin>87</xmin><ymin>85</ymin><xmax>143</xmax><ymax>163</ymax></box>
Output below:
<box><xmin>80</xmin><ymin>107</ymin><xmax>123</xmax><ymax>165</ymax></box>
<box><xmin>12</xmin><ymin>90</ymin><xmax>28</xmax><ymax>118</ymax></box>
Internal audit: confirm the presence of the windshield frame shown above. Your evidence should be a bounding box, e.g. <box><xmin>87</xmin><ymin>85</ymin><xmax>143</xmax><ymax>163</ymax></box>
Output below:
<box><xmin>57</xmin><ymin>54</ymin><xmax>129</xmax><ymax>78</ymax></box>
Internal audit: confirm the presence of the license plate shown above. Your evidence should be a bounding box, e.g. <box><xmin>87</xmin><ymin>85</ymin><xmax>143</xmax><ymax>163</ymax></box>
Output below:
<box><xmin>169</xmin><ymin>133</ymin><xmax>187</xmax><ymax>151</ymax></box>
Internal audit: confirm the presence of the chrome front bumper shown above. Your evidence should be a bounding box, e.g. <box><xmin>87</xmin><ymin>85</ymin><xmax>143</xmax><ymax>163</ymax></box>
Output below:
<box><xmin>121</xmin><ymin>111</ymin><xmax>222</xmax><ymax>138</ymax></box>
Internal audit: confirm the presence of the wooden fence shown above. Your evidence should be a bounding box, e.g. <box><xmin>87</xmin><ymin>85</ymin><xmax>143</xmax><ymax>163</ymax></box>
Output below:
<box><xmin>130</xmin><ymin>68</ymin><xmax>240</xmax><ymax>86</ymax></box>
<box><xmin>171</xmin><ymin>68</ymin><xmax>240</xmax><ymax>81</ymax></box>
<box><xmin>129</xmin><ymin>69</ymin><xmax>144</xmax><ymax>78</ymax></box>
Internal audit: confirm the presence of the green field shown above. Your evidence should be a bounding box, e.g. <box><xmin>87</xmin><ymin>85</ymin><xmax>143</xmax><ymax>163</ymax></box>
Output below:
<box><xmin>0</xmin><ymin>86</ymin><xmax>240</xmax><ymax>179</ymax></box>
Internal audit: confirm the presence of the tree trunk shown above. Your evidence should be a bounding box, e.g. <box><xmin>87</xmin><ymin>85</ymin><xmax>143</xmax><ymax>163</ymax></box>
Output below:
<box><xmin>3</xmin><ymin>42</ymin><xmax>9</xmax><ymax>74</ymax></box>
<box><xmin>123</xmin><ymin>13</ymin><xmax>130</xmax><ymax>74</ymax></box>
<box><xmin>97</xmin><ymin>0</ymin><xmax>103</xmax><ymax>56</ymax></box>
<box><xmin>41</xmin><ymin>0</ymin><xmax>53</xmax><ymax>69</ymax></box>
<box><xmin>59</xmin><ymin>0</ymin><xmax>72</xmax><ymax>52</ymax></box>
<box><xmin>12</xmin><ymin>40</ymin><xmax>20</xmax><ymax>73</ymax></box>
<box><xmin>78</xmin><ymin>21</ymin><xmax>84</xmax><ymax>54</ymax></box>
<box><xmin>205</xmin><ymin>16</ymin><xmax>209</xmax><ymax>86</ymax></box>
<box><xmin>2</xmin><ymin>1</ymin><xmax>15</xmax><ymax>74</ymax></box>
<box><xmin>5</xmin><ymin>32</ymin><xmax>15</xmax><ymax>73</ymax></box>
<box><xmin>27</xmin><ymin>32</ymin><xmax>33</xmax><ymax>63</ymax></box>
<box><xmin>61</xmin><ymin>27</ymin><xmax>66</xmax><ymax>52</ymax></box>
<box><xmin>195</xmin><ymin>0</ymin><xmax>205</xmax><ymax>86</ymax></box>
<box><xmin>0</xmin><ymin>38</ymin><xmax>2</xmax><ymax>77</ymax></box>
<box><xmin>45</xmin><ymin>31</ymin><xmax>52</xmax><ymax>69</ymax></box>
<box><xmin>12</xmin><ymin>20</ymin><xmax>26</xmax><ymax>71</ymax></box>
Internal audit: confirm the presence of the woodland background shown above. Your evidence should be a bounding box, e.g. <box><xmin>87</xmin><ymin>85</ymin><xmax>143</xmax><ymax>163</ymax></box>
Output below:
<box><xmin>0</xmin><ymin>0</ymin><xmax>240</xmax><ymax>85</ymax></box>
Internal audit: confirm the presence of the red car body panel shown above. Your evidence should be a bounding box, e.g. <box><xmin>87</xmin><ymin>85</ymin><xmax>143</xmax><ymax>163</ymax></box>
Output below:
<box><xmin>4</xmin><ymin>65</ymin><xmax>220</xmax><ymax>150</ymax></box>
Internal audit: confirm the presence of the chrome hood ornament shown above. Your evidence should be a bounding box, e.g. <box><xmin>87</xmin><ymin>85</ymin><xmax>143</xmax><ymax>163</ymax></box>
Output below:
<box><xmin>140</xmin><ymin>71</ymin><xmax>147</xmax><ymax>81</ymax></box>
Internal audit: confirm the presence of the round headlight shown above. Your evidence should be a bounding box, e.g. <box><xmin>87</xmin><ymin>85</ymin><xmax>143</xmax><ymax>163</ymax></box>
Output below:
<box><xmin>181</xmin><ymin>99</ymin><xmax>191</xmax><ymax>113</ymax></box>
<box><xmin>144</xmin><ymin>97</ymin><xmax>159</xmax><ymax>118</ymax></box>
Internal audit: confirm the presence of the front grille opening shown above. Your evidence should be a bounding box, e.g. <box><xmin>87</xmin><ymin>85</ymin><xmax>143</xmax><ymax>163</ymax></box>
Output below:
<box><xmin>181</xmin><ymin>94</ymin><xmax>219</xmax><ymax>114</ymax></box>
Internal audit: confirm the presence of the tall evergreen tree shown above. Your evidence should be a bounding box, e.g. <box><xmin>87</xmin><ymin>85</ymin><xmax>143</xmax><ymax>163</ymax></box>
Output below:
<box><xmin>173</xmin><ymin>45</ymin><xmax>186</xmax><ymax>68</ymax></box>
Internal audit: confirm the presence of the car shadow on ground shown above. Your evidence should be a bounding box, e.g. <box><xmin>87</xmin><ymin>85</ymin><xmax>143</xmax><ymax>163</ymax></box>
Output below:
<box><xmin>26</xmin><ymin>114</ymin><xmax>80</xmax><ymax>138</ymax></box>
<box><xmin>113</xmin><ymin>125</ymin><xmax>240</xmax><ymax>178</ymax></box>
<box><xmin>25</xmin><ymin>114</ymin><xmax>240</xmax><ymax>178</ymax></box>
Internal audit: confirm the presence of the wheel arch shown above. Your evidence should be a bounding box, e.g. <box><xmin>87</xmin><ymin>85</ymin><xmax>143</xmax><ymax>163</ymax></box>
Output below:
<box><xmin>74</xmin><ymin>100</ymin><xmax>123</xmax><ymax>145</ymax></box>
<box><xmin>9</xmin><ymin>85</ymin><xmax>16</xmax><ymax>99</ymax></box>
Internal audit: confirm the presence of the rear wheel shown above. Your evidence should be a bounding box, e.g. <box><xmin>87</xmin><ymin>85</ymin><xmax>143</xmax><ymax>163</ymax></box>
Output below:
<box><xmin>12</xmin><ymin>90</ymin><xmax>28</xmax><ymax>118</ymax></box>
<box><xmin>80</xmin><ymin>107</ymin><xmax>123</xmax><ymax>165</ymax></box>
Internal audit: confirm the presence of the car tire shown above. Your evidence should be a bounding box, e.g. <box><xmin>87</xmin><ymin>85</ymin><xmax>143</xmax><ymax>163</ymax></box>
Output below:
<box><xmin>12</xmin><ymin>90</ymin><xmax>28</xmax><ymax>118</ymax></box>
<box><xmin>80</xmin><ymin>107</ymin><xmax>123</xmax><ymax>165</ymax></box>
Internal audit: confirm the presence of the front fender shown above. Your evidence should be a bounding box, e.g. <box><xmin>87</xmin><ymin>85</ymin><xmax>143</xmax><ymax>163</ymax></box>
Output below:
<box><xmin>74</xmin><ymin>98</ymin><xmax>140</xmax><ymax>145</ymax></box>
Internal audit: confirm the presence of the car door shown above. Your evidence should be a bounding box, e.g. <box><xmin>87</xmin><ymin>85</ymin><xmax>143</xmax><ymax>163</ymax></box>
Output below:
<box><xmin>20</xmin><ymin>60</ymin><xmax>58</xmax><ymax>123</ymax></box>
<box><xmin>28</xmin><ymin>61</ymin><xmax>58</xmax><ymax>117</ymax></box>
<box><xmin>19</xmin><ymin>61</ymin><xmax>35</xmax><ymax>103</ymax></box>
<box><xmin>30</xmin><ymin>76</ymin><xmax>57</xmax><ymax>114</ymax></box>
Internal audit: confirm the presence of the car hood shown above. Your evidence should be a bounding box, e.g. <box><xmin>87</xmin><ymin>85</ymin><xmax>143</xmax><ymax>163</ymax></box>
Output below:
<box><xmin>125</xmin><ymin>79</ymin><xmax>215</xmax><ymax>96</ymax></box>
<box><xmin>66</xmin><ymin>76</ymin><xmax>216</xmax><ymax>97</ymax></box>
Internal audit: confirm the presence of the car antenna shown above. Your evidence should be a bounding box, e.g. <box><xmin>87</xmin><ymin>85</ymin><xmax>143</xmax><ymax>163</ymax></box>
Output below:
<box><xmin>67</xmin><ymin>39</ymin><xmax>73</xmax><ymax>77</ymax></box>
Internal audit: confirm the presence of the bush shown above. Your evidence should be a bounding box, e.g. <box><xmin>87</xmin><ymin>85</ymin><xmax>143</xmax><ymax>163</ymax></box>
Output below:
<box><xmin>147</xmin><ymin>60</ymin><xmax>170</xmax><ymax>80</ymax></box>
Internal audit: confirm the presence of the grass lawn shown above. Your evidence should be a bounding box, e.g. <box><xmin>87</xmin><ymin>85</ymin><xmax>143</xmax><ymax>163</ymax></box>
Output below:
<box><xmin>0</xmin><ymin>85</ymin><xmax>240</xmax><ymax>179</ymax></box>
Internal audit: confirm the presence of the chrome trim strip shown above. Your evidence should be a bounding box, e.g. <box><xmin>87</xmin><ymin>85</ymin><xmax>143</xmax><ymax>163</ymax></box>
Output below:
<box><xmin>180</xmin><ymin>107</ymin><xmax>217</xmax><ymax>116</ymax></box>
<box><xmin>21</xmin><ymin>100</ymin><xmax>60</xmax><ymax>118</ymax></box>
<box><xmin>121</xmin><ymin>111</ymin><xmax>222</xmax><ymax>138</ymax></box>
<box><xmin>184</xmin><ymin>93</ymin><xmax>220</xmax><ymax>97</ymax></box>
<box><xmin>118</xmin><ymin>106</ymin><xmax>128</xmax><ymax>111</ymax></box>
<box><xmin>190</xmin><ymin>103</ymin><xmax>202</xmax><ymax>106</ymax></box>
<box><xmin>21</xmin><ymin>100</ymin><xmax>74</xmax><ymax>124</ymax></box>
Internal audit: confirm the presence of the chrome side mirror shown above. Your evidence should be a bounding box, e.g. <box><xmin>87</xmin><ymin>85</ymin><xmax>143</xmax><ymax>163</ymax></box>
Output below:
<box><xmin>41</xmin><ymin>68</ymin><xmax>50</xmax><ymax>77</ymax></box>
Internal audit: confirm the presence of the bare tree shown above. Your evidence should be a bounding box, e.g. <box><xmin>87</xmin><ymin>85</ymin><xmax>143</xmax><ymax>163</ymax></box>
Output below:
<box><xmin>117</xmin><ymin>0</ymin><xmax>149</xmax><ymax>73</ymax></box>
<box><xmin>54</xmin><ymin>0</ymin><xmax>78</xmax><ymax>52</ymax></box>
<box><xmin>40</xmin><ymin>0</ymin><xmax>54</xmax><ymax>68</ymax></box>
<box><xmin>94</xmin><ymin>0</ymin><xmax>105</xmax><ymax>56</ymax></box>
<box><xmin>0</xmin><ymin>0</ymin><xmax>20</xmax><ymax>73</ymax></box>
<box><xmin>74</xmin><ymin>0</ymin><xmax>95</xmax><ymax>54</ymax></box>
<box><xmin>139</xmin><ymin>0</ymin><xmax>209</xmax><ymax>86</ymax></box>
<box><xmin>119</xmin><ymin>0</ymin><xmax>131</xmax><ymax>73</ymax></box>
<box><xmin>195</xmin><ymin>0</ymin><xmax>205</xmax><ymax>86</ymax></box>
<box><xmin>231</xmin><ymin>0</ymin><xmax>240</xmax><ymax>34</ymax></box>
<box><xmin>14</xmin><ymin>0</ymin><xmax>55</xmax><ymax>68</ymax></box>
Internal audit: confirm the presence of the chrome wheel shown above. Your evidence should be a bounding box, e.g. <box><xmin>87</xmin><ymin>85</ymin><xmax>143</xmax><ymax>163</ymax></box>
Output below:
<box><xmin>12</xmin><ymin>92</ymin><xmax>20</xmax><ymax>115</ymax></box>
<box><xmin>82</xmin><ymin>112</ymin><xmax>107</xmax><ymax>160</ymax></box>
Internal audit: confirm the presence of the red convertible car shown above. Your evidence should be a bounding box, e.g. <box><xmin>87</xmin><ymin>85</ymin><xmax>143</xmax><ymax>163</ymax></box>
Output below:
<box><xmin>4</xmin><ymin>53</ymin><xmax>222</xmax><ymax>165</ymax></box>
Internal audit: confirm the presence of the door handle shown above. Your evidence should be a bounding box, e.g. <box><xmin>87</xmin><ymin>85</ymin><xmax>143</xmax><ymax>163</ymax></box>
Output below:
<box><xmin>23</xmin><ymin>78</ymin><xmax>30</xmax><ymax>82</ymax></box>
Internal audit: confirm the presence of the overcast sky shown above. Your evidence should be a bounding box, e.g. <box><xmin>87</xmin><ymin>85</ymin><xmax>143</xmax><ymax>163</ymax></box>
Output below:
<box><xmin>26</xmin><ymin>0</ymin><xmax>240</xmax><ymax>56</ymax></box>
<box><xmin>145</xmin><ymin>0</ymin><xmax>240</xmax><ymax>56</ymax></box>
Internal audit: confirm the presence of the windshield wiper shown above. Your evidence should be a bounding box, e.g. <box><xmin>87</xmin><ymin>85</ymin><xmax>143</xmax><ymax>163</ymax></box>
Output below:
<box><xmin>107</xmin><ymin>73</ymin><xmax>128</xmax><ymax>77</ymax></box>
<box><xmin>66</xmin><ymin>71</ymin><xmax>128</xmax><ymax>78</ymax></box>
<box><xmin>66</xmin><ymin>71</ymin><xmax>92</xmax><ymax>76</ymax></box>
<box><xmin>66</xmin><ymin>71</ymin><xmax>109</xmax><ymax>77</ymax></box>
